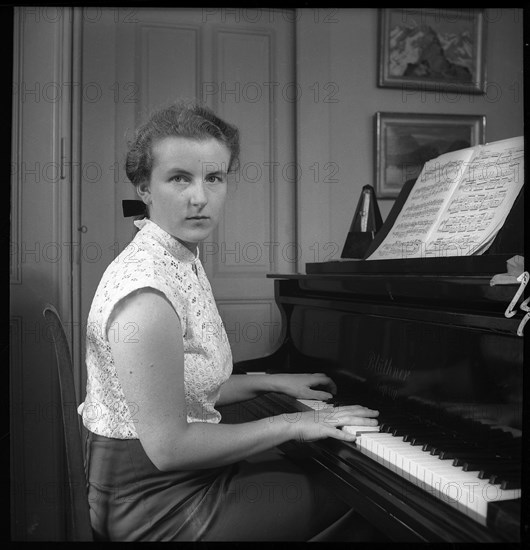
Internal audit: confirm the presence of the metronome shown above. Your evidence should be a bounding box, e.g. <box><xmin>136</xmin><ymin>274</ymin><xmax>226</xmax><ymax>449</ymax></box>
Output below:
<box><xmin>341</xmin><ymin>185</ymin><xmax>383</xmax><ymax>259</ymax></box>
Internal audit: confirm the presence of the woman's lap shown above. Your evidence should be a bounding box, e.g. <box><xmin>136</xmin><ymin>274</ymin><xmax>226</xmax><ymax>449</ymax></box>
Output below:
<box><xmin>86</xmin><ymin>433</ymin><xmax>372</xmax><ymax>541</ymax></box>
<box><xmin>198</xmin><ymin>447</ymin><xmax>351</xmax><ymax>541</ymax></box>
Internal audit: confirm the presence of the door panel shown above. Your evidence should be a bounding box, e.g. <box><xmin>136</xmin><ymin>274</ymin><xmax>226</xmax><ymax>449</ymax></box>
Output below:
<box><xmin>79</xmin><ymin>8</ymin><xmax>295</xmax><ymax>372</ymax></box>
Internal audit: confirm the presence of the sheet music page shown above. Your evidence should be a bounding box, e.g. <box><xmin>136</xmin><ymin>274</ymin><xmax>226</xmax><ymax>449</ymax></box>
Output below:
<box><xmin>366</xmin><ymin>136</ymin><xmax>524</xmax><ymax>260</ymax></box>
<box><xmin>426</xmin><ymin>136</ymin><xmax>524</xmax><ymax>257</ymax></box>
<box><xmin>366</xmin><ymin>147</ymin><xmax>475</xmax><ymax>260</ymax></box>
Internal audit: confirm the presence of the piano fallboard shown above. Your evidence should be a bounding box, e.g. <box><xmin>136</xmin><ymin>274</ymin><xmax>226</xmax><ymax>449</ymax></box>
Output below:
<box><xmin>228</xmin><ymin>271</ymin><xmax>525</xmax><ymax>543</ymax></box>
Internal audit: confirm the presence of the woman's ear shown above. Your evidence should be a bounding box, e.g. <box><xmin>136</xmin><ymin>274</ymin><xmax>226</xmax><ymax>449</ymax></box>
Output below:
<box><xmin>136</xmin><ymin>181</ymin><xmax>151</xmax><ymax>204</ymax></box>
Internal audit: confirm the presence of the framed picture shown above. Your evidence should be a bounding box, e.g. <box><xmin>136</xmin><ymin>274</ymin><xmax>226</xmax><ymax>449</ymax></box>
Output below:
<box><xmin>378</xmin><ymin>8</ymin><xmax>487</xmax><ymax>94</ymax></box>
<box><xmin>375</xmin><ymin>112</ymin><xmax>486</xmax><ymax>199</ymax></box>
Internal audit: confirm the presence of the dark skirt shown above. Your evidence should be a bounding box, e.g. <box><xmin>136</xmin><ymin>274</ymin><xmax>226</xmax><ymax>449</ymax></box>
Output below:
<box><xmin>85</xmin><ymin>431</ymin><xmax>376</xmax><ymax>541</ymax></box>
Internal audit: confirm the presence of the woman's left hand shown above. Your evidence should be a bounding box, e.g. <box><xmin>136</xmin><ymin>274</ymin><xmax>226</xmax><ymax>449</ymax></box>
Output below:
<box><xmin>269</xmin><ymin>373</ymin><xmax>337</xmax><ymax>401</ymax></box>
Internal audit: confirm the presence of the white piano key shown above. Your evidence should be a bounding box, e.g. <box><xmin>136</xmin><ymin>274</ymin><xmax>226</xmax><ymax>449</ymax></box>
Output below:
<box><xmin>342</xmin><ymin>425</ymin><xmax>380</xmax><ymax>435</ymax></box>
<box><xmin>296</xmin><ymin>399</ymin><xmax>334</xmax><ymax>410</ymax></box>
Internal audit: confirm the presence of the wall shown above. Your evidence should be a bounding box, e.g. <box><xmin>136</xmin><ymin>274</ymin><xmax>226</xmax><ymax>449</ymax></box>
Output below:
<box><xmin>296</xmin><ymin>8</ymin><xmax>524</xmax><ymax>267</ymax></box>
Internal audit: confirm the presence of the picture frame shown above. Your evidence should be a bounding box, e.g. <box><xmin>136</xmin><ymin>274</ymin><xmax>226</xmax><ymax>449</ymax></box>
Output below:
<box><xmin>375</xmin><ymin>112</ymin><xmax>486</xmax><ymax>199</ymax></box>
<box><xmin>378</xmin><ymin>8</ymin><xmax>487</xmax><ymax>94</ymax></box>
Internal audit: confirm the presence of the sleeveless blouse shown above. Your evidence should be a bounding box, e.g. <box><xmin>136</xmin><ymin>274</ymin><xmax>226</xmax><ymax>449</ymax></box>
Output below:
<box><xmin>78</xmin><ymin>218</ymin><xmax>233</xmax><ymax>438</ymax></box>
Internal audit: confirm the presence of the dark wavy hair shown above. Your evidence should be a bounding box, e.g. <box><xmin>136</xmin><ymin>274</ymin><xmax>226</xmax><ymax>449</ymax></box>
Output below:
<box><xmin>125</xmin><ymin>101</ymin><xmax>240</xmax><ymax>187</ymax></box>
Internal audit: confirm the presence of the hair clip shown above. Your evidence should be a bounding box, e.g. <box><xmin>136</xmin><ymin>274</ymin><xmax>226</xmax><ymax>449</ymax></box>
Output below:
<box><xmin>122</xmin><ymin>200</ymin><xmax>147</xmax><ymax>217</ymax></box>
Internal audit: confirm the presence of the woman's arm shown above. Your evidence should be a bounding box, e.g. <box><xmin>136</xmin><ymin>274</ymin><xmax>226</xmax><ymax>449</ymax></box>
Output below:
<box><xmin>109</xmin><ymin>290</ymin><xmax>379</xmax><ymax>472</ymax></box>
<box><xmin>216</xmin><ymin>373</ymin><xmax>338</xmax><ymax>406</ymax></box>
<box><xmin>216</xmin><ymin>374</ymin><xmax>275</xmax><ymax>405</ymax></box>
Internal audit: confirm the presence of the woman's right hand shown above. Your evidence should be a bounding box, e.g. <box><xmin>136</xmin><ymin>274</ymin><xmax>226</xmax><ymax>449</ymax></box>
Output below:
<box><xmin>284</xmin><ymin>405</ymin><xmax>380</xmax><ymax>443</ymax></box>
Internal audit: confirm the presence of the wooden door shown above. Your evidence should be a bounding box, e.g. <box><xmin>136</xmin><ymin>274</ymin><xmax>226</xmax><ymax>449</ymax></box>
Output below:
<box><xmin>78</xmin><ymin>8</ymin><xmax>296</xmax><ymax>386</ymax></box>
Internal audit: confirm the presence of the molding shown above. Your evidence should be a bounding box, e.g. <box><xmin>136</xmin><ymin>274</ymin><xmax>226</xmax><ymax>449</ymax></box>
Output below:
<box><xmin>51</xmin><ymin>9</ymin><xmax>76</xmax><ymax>537</ymax></box>
<box><xmin>70</xmin><ymin>8</ymin><xmax>84</xmax><ymax>404</ymax></box>
<box><xmin>138</xmin><ymin>22</ymin><xmax>202</xmax><ymax>111</ymax></box>
<box><xmin>10</xmin><ymin>315</ymin><xmax>26</xmax><ymax>540</ymax></box>
<box><xmin>211</xmin><ymin>28</ymin><xmax>276</xmax><ymax>278</ymax></box>
<box><xmin>10</xmin><ymin>11</ymin><xmax>23</xmax><ymax>285</ymax></box>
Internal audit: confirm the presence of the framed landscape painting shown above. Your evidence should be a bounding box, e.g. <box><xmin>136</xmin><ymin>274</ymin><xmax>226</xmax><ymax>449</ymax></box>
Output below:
<box><xmin>375</xmin><ymin>112</ymin><xmax>486</xmax><ymax>199</ymax></box>
<box><xmin>378</xmin><ymin>8</ymin><xmax>487</xmax><ymax>94</ymax></box>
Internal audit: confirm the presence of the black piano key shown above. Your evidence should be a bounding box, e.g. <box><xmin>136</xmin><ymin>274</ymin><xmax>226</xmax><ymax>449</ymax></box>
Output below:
<box><xmin>403</xmin><ymin>430</ymin><xmax>439</xmax><ymax>443</ymax></box>
<box><xmin>410</xmin><ymin>436</ymin><xmax>432</xmax><ymax>446</ymax></box>
<box><xmin>423</xmin><ymin>438</ymin><xmax>463</xmax><ymax>453</ymax></box>
<box><xmin>489</xmin><ymin>468</ymin><xmax>522</xmax><ymax>484</ymax></box>
<box><xmin>439</xmin><ymin>451</ymin><xmax>458</xmax><ymax>460</ymax></box>
<box><xmin>419</xmin><ymin>436</ymin><xmax>466</xmax><ymax>451</ymax></box>
<box><xmin>444</xmin><ymin>450</ymin><xmax>487</xmax><ymax>461</ymax></box>
<box><xmin>478</xmin><ymin>469</ymin><xmax>492</xmax><ymax>480</ymax></box>
<box><xmin>391</xmin><ymin>424</ymin><xmax>431</xmax><ymax>437</ymax></box>
<box><xmin>500</xmin><ymin>477</ymin><xmax>522</xmax><ymax>491</ymax></box>
<box><xmin>441</xmin><ymin>449</ymin><xmax>479</xmax><ymax>460</ymax></box>
<box><xmin>462</xmin><ymin>459</ymin><xmax>505</xmax><ymax>472</ymax></box>
<box><xmin>490</xmin><ymin>473</ymin><xmax>520</xmax><ymax>486</ymax></box>
<box><xmin>379</xmin><ymin>415</ymin><xmax>414</xmax><ymax>426</ymax></box>
<box><xmin>479</xmin><ymin>464</ymin><xmax>521</xmax><ymax>481</ymax></box>
<box><xmin>430</xmin><ymin>443</ymin><xmax>471</xmax><ymax>456</ymax></box>
<box><xmin>452</xmin><ymin>453</ymin><xmax>500</xmax><ymax>466</ymax></box>
<box><xmin>412</xmin><ymin>436</ymin><xmax>453</xmax><ymax>448</ymax></box>
<box><xmin>379</xmin><ymin>423</ymin><xmax>396</xmax><ymax>433</ymax></box>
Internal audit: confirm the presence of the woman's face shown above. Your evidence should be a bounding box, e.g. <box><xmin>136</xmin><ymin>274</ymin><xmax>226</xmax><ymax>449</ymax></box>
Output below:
<box><xmin>139</xmin><ymin>136</ymin><xmax>230</xmax><ymax>252</ymax></box>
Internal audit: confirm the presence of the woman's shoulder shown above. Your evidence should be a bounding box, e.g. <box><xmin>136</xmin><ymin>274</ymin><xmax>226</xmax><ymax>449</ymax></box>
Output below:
<box><xmin>100</xmin><ymin>238</ymin><xmax>173</xmax><ymax>288</ymax></box>
<box><xmin>89</xmin><ymin>238</ymin><xmax>189</xmax><ymax>328</ymax></box>
<box><xmin>93</xmin><ymin>233</ymin><xmax>192</xmax><ymax>309</ymax></box>
<box><xmin>102</xmin><ymin>238</ymin><xmax>155</xmax><ymax>278</ymax></box>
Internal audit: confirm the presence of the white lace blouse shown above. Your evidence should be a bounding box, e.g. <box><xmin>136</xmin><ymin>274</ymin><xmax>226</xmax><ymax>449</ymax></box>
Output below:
<box><xmin>78</xmin><ymin>218</ymin><xmax>233</xmax><ymax>439</ymax></box>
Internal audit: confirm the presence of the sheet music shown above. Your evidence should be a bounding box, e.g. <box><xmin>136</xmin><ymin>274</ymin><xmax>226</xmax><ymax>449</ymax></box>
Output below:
<box><xmin>366</xmin><ymin>136</ymin><xmax>524</xmax><ymax>260</ymax></box>
<box><xmin>427</xmin><ymin>137</ymin><xmax>524</xmax><ymax>257</ymax></box>
<box><xmin>367</xmin><ymin>148</ymin><xmax>475</xmax><ymax>260</ymax></box>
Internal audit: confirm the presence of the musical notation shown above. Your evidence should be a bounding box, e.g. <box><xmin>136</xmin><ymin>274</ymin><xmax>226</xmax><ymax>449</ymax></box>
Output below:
<box><xmin>367</xmin><ymin>137</ymin><xmax>524</xmax><ymax>261</ymax></box>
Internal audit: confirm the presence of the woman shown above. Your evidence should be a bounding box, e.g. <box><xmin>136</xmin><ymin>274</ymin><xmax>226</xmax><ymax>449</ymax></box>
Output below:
<box><xmin>79</xmin><ymin>102</ymin><xmax>380</xmax><ymax>541</ymax></box>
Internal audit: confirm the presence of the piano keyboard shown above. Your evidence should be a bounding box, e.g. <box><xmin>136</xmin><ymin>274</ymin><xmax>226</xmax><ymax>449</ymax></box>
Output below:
<box><xmin>297</xmin><ymin>399</ymin><xmax>522</xmax><ymax>526</ymax></box>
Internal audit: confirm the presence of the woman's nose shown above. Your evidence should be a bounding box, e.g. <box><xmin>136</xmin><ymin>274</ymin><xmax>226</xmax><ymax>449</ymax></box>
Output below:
<box><xmin>189</xmin><ymin>180</ymin><xmax>208</xmax><ymax>206</ymax></box>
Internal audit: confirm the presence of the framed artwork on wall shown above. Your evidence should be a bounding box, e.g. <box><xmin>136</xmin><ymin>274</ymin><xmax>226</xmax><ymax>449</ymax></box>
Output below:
<box><xmin>375</xmin><ymin>112</ymin><xmax>486</xmax><ymax>199</ymax></box>
<box><xmin>378</xmin><ymin>8</ymin><xmax>487</xmax><ymax>94</ymax></box>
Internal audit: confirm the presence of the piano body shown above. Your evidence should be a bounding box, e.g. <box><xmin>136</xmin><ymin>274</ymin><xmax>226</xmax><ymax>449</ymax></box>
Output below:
<box><xmin>218</xmin><ymin>250</ymin><xmax>526</xmax><ymax>543</ymax></box>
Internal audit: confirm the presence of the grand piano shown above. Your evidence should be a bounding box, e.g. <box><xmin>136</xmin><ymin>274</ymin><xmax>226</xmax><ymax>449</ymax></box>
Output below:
<box><xmin>218</xmin><ymin>190</ymin><xmax>526</xmax><ymax>543</ymax></box>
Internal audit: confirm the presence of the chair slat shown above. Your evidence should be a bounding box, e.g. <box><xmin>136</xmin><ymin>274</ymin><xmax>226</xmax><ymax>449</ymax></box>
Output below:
<box><xmin>43</xmin><ymin>304</ymin><xmax>93</xmax><ymax>541</ymax></box>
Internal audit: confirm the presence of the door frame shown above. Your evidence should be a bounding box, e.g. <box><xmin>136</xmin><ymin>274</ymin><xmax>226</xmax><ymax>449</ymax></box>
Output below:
<box><xmin>10</xmin><ymin>5</ymin><xmax>79</xmax><ymax>539</ymax></box>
